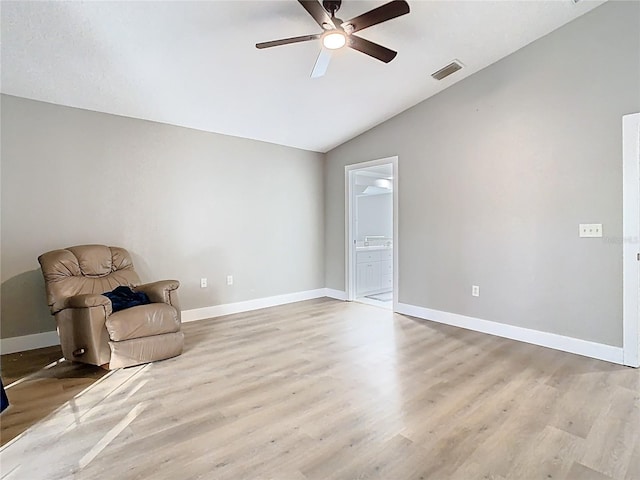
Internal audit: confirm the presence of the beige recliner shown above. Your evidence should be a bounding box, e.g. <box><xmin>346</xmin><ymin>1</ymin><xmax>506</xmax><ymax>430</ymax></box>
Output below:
<box><xmin>38</xmin><ymin>245</ymin><xmax>184</xmax><ymax>369</ymax></box>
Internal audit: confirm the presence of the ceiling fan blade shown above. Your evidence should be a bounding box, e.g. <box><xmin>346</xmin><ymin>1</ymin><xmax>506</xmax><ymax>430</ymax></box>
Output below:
<box><xmin>298</xmin><ymin>0</ymin><xmax>335</xmax><ymax>29</ymax></box>
<box><xmin>311</xmin><ymin>48</ymin><xmax>332</xmax><ymax>78</ymax></box>
<box><xmin>256</xmin><ymin>34</ymin><xmax>321</xmax><ymax>49</ymax></box>
<box><xmin>342</xmin><ymin>0</ymin><xmax>410</xmax><ymax>34</ymax></box>
<box><xmin>348</xmin><ymin>35</ymin><xmax>397</xmax><ymax>63</ymax></box>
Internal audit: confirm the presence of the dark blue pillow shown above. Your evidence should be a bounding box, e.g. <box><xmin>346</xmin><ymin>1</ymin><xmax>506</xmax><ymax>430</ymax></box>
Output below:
<box><xmin>103</xmin><ymin>286</ymin><xmax>150</xmax><ymax>312</ymax></box>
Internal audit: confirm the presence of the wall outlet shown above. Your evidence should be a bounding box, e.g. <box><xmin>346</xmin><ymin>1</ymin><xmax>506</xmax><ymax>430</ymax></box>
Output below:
<box><xmin>226</xmin><ymin>275</ymin><xmax>233</xmax><ymax>286</ymax></box>
<box><xmin>472</xmin><ymin>285</ymin><xmax>480</xmax><ymax>297</ymax></box>
<box><xmin>579</xmin><ymin>223</ymin><xmax>602</xmax><ymax>238</ymax></box>
<box><xmin>200</xmin><ymin>278</ymin><xmax>207</xmax><ymax>288</ymax></box>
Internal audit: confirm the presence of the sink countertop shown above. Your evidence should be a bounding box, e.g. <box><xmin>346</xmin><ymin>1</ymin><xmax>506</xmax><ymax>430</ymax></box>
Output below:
<box><xmin>355</xmin><ymin>245</ymin><xmax>393</xmax><ymax>251</ymax></box>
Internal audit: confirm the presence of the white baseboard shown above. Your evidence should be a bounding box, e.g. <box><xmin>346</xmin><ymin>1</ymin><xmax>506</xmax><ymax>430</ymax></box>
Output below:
<box><xmin>182</xmin><ymin>288</ymin><xmax>340</xmax><ymax>323</ymax></box>
<box><xmin>395</xmin><ymin>303</ymin><xmax>624</xmax><ymax>365</ymax></box>
<box><xmin>0</xmin><ymin>296</ymin><xmax>623</xmax><ymax>366</ymax></box>
<box><xmin>324</xmin><ymin>288</ymin><xmax>347</xmax><ymax>301</ymax></box>
<box><xmin>0</xmin><ymin>331</ymin><xmax>60</xmax><ymax>355</ymax></box>
<box><xmin>0</xmin><ymin>289</ymin><xmax>343</xmax><ymax>354</ymax></box>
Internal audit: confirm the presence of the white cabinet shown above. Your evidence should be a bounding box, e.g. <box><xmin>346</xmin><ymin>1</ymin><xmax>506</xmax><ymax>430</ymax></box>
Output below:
<box><xmin>356</xmin><ymin>249</ymin><xmax>393</xmax><ymax>296</ymax></box>
<box><xmin>356</xmin><ymin>262</ymin><xmax>380</xmax><ymax>295</ymax></box>
<box><xmin>380</xmin><ymin>260</ymin><xmax>393</xmax><ymax>291</ymax></box>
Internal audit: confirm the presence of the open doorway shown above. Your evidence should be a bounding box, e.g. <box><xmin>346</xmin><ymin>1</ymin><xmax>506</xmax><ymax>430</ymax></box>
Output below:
<box><xmin>346</xmin><ymin>157</ymin><xmax>398</xmax><ymax>311</ymax></box>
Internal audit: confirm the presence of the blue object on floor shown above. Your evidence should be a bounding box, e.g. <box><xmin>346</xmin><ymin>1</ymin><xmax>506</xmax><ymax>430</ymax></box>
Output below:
<box><xmin>1</xmin><ymin>378</ymin><xmax>8</xmax><ymax>413</ymax></box>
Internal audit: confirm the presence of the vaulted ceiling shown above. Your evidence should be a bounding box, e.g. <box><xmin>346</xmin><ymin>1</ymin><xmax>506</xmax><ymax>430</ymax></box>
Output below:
<box><xmin>1</xmin><ymin>0</ymin><xmax>606</xmax><ymax>152</ymax></box>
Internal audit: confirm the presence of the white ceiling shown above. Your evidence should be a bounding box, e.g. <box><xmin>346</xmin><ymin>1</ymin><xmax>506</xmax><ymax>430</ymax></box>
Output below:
<box><xmin>1</xmin><ymin>0</ymin><xmax>606</xmax><ymax>153</ymax></box>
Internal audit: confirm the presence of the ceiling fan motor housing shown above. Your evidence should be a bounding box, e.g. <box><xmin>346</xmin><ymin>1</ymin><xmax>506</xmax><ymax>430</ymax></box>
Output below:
<box><xmin>322</xmin><ymin>0</ymin><xmax>342</xmax><ymax>16</ymax></box>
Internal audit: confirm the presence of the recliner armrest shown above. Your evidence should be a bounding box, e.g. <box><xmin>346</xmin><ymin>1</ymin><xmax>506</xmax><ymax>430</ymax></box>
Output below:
<box><xmin>134</xmin><ymin>280</ymin><xmax>180</xmax><ymax>305</ymax></box>
<box><xmin>64</xmin><ymin>294</ymin><xmax>113</xmax><ymax>316</ymax></box>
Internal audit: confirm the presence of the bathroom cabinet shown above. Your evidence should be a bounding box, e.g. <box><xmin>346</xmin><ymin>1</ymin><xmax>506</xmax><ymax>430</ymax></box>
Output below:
<box><xmin>356</xmin><ymin>248</ymin><xmax>392</xmax><ymax>296</ymax></box>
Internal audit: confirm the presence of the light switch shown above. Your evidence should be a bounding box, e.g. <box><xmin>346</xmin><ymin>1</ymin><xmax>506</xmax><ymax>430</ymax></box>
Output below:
<box><xmin>579</xmin><ymin>224</ymin><xmax>603</xmax><ymax>238</ymax></box>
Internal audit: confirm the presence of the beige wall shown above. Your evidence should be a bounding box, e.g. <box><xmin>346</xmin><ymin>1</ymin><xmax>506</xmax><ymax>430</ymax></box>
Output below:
<box><xmin>1</xmin><ymin>96</ymin><xmax>325</xmax><ymax>338</ymax></box>
<box><xmin>324</xmin><ymin>1</ymin><xmax>640</xmax><ymax>347</ymax></box>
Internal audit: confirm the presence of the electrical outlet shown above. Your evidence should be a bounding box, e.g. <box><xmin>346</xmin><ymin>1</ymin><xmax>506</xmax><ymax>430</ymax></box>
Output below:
<box><xmin>200</xmin><ymin>278</ymin><xmax>207</xmax><ymax>288</ymax></box>
<box><xmin>579</xmin><ymin>223</ymin><xmax>603</xmax><ymax>238</ymax></box>
<box><xmin>226</xmin><ymin>275</ymin><xmax>233</xmax><ymax>286</ymax></box>
<box><xmin>472</xmin><ymin>285</ymin><xmax>480</xmax><ymax>297</ymax></box>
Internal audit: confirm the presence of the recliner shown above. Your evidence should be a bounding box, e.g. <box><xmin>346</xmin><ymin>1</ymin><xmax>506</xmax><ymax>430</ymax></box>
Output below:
<box><xmin>38</xmin><ymin>245</ymin><xmax>184</xmax><ymax>369</ymax></box>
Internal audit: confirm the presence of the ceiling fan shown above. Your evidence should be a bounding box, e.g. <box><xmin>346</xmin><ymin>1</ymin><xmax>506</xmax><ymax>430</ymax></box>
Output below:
<box><xmin>256</xmin><ymin>0</ymin><xmax>410</xmax><ymax>78</ymax></box>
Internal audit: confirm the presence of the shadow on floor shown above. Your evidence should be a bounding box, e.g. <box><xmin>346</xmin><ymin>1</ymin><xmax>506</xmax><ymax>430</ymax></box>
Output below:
<box><xmin>0</xmin><ymin>346</ymin><xmax>107</xmax><ymax>446</ymax></box>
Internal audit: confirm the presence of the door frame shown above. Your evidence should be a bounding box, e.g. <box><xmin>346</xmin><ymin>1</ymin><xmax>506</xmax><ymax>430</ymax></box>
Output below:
<box><xmin>623</xmin><ymin>113</ymin><xmax>640</xmax><ymax>367</ymax></box>
<box><xmin>345</xmin><ymin>156</ymin><xmax>399</xmax><ymax>311</ymax></box>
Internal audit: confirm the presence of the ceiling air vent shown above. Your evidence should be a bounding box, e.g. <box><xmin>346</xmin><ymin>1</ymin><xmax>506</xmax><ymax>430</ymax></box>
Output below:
<box><xmin>431</xmin><ymin>60</ymin><xmax>463</xmax><ymax>81</ymax></box>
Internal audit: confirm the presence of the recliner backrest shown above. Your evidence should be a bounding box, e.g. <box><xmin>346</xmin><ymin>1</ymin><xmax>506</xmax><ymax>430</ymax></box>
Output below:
<box><xmin>38</xmin><ymin>245</ymin><xmax>141</xmax><ymax>314</ymax></box>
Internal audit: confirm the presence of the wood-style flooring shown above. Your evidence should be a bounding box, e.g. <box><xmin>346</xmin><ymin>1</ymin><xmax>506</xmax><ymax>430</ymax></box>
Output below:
<box><xmin>1</xmin><ymin>345</ymin><xmax>108</xmax><ymax>447</ymax></box>
<box><xmin>1</xmin><ymin>298</ymin><xmax>638</xmax><ymax>479</ymax></box>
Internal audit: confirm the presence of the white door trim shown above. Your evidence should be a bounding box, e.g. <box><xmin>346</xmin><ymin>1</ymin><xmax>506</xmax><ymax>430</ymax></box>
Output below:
<box><xmin>623</xmin><ymin>112</ymin><xmax>640</xmax><ymax>367</ymax></box>
<box><xmin>345</xmin><ymin>156</ymin><xmax>399</xmax><ymax>311</ymax></box>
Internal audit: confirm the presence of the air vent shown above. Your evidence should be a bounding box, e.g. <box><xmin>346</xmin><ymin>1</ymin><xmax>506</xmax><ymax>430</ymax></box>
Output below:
<box><xmin>431</xmin><ymin>60</ymin><xmax>463</xmax><ymax>81</ymax></box>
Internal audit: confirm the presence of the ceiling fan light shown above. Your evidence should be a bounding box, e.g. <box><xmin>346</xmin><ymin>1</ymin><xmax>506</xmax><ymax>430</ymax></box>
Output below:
<box><xmin>323</xmin><ymin>31</ymin><xmax>346</xmax><ymax>49</ymax></box>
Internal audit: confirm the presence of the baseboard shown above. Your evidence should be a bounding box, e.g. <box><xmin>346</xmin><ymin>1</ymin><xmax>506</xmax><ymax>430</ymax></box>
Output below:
<box><xmin>1</xmin><ymin>296</ymin><xmax>622</xmax><ymax>365</ymax></box>
<box><xmin>395</xmin><ymin>303</ymin><xmax>624</xmax><ymax>365</ymax></box>
<box><xmin>182</xmin><ymin>288</ymin><xmax>341</xmax><ymax>323</ymax></box>
<box><xmin>324</xmin><ymin>288</ymin><xmax>347</xmax><ymax>301</ymax></box>
<box><xmin>0</xmin><ymin>331</ymin><xmax>60</xmax><ymax>355</ymax></box>
<box><xmin>0</xmin><ymin>289</ymin><xmax>343</xmax><ymax>354</ymax></box>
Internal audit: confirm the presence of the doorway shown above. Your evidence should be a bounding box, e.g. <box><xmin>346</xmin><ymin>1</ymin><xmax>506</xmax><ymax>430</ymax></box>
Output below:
<box><xmin>346</xmin><ymin>157</ymin><xmax>398</xmax><ymax>311</ymax></box>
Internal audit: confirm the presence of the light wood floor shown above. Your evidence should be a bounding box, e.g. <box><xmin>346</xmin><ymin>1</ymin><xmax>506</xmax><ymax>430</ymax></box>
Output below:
<box><xmin>1</xmin><ymin>298</ymin><xmax>638</xmax><ymax>479</ymax></box>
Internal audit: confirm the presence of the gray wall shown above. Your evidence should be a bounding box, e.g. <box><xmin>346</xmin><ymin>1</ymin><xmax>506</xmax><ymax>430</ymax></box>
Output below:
<box><xmin>325</xmin><ymin>1</ymin><xmax>640</xmax><ymax>347</ymax></box>
<box><xmin>1</xmin><ymin>95</ymin><xmax>325</xmax><ymax>339</ymax></box>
